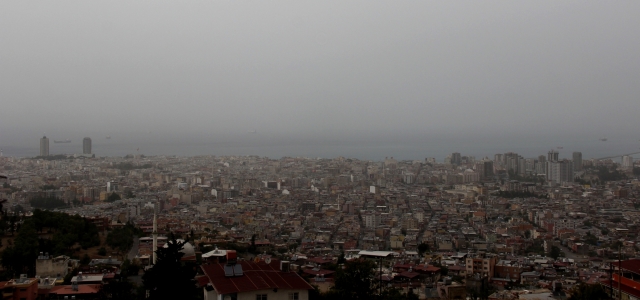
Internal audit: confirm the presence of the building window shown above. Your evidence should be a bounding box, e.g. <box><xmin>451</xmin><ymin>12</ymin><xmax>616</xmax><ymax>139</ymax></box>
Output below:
<box><xmin>289</xmin><ymin>292</ymin><xmax>299</xmax><ymax>300</ymax></box>
<box><xmin>256</xmin><ymin>294</ymin><xmax>267</xmax><ymax>300</ymax></box>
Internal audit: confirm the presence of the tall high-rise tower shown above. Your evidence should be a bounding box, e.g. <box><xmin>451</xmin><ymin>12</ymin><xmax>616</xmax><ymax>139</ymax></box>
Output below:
<box><xmin>504</xmin><ymin>152</ymin><xmax>519</xmax><ymax>174</ymax></box>
<box><xmin>547</xmin><ymin>159</ymin><xmax>573</xmax><ymax>184</ymax></box>
<box><xmin>572</xmin><ymin>152</ymin><xmax>583</xmax><ymax>172</ymax></box>
<box><xmin>622</xmin><ymin>156</ymin><xmax>634</xmax><ymax>169</ymax></box>
<box><xmin>547</xmin><ymin>150</ymin><xmax>559</xmax><ymax>162</ymax></box>
<box><xmin>451</xmin><ymin>152</ymin><xmax>462</xmax><ymax>165</ymax></box>
<box><xmin>83</xmin><ymin>137</ymin><xmax>92</xmax><ymax>154</ymax></box>
<box><xmin>40</xmin><ymin>136</ymin><xmax>49</xmax><ymax>156</ymax></box>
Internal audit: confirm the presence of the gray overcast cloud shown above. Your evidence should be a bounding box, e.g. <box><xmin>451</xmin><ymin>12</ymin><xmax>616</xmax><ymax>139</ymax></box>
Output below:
<box><xmin>1</xmin><ymin>1</ymin><xmax>639</xmax><ymax>157</ymax></box>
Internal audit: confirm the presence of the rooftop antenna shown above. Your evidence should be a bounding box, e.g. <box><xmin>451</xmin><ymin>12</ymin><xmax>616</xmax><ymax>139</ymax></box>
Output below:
<box><xmin>152</xmin><ymin>199</ymin><xmax>158</xmax><ymax>265</ymax></box>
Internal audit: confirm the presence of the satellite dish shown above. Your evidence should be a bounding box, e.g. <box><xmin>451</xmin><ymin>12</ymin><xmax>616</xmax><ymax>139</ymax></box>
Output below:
<box><xmin>265</xmin><ymin>257</ymin><xmax>272</xmax><ymax>264</ymax></box>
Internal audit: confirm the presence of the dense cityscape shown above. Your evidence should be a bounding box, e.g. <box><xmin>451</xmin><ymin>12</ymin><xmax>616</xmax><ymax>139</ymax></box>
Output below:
<box><xmin>0</xmin><ymin>136</ymin><xmax>639</xmax><ymax>299</ymax></box>
<box><xmin>3</xmin><ymin>0</ymin><xmax>640</xmax><ymax>299</ymax></box>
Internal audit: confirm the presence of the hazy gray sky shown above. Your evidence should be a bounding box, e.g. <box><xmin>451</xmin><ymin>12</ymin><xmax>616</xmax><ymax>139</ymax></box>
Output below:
<box><xmin>1</xmin><ymin>1</ymin><xmax>640</xmax><ymax>156</ymax></box>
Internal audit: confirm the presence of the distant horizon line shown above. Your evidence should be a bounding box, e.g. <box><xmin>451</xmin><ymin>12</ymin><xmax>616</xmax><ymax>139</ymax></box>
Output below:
<box><xmin>6</xmin><ymin>151</ymin><xmax>639</xmax><ymax>162</ymax></box>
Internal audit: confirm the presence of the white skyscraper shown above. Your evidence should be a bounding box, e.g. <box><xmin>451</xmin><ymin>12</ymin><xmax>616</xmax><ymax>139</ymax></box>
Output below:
<box><xmin>622</xmin><ymin>156</ymin><xmax>633</xmax><ymax>169</ymax></box>
<box><xmin>107</xmin><ymin>181</ymin><xmax>118</xmax><ymax>192</ymax></box>
<box><xmin>547</xmin><ymin>160</ymin><xmax>573</xmax><ymax>184</ymax></box>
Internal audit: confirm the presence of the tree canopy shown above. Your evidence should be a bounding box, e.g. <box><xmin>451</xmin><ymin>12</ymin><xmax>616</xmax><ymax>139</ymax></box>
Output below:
<box><xmin>418</xmin><ymin>243</ymin><xmax>429</xmax><ymax>255</ymax></box>
<box><xmin>568</xmin><ymin>283</ymin><xmax>608</xmax><ymax>300</ymax></box>
<box><xmin>106</xmin><ymin>223</ymin><xmax>140</xmax><ymax>256</ymax></box>
<box><xmin>29</xmin><ymin>196</ymin><xmax>68</xmax><ymax>210</ymax></box>
<box><xmin>548</xmin><ymin>246</ymin><xmax>562</xmax><ymax>259</ymax></box>
<box><xmin>596</xmin><ymin>166</ymin><xmax>626</xmax><ymax>182</ymax></box>
<box><xmin>329</xmin><ymin>259</ymin><xmax>379</xmax><ymax>300</ymax></box>
<box><xmin>1</xmin><ymin>210</ymin><xmax>101</xmax><ymax>277</ymax></box>
<box><xmin>112</xmin><ymin>162</ymin><xmax>152</xmax><ymax>170</ymax></box>
<box><xmin>32</xmin><ymin>209</ymin><xmax>100</xmax><ymax>252</ymax></box>
<box><xmin>107</xmin><ymin>192</ymin><xmax>121</xmax><ymax>202</ymax></box>
<box><xmin>142</xmin><ymin>234</ymin><xmax>198</xmax><ymax>300</ymax></box>
<box><xmin>1</xmin><ymin>220</ymin><xmax>39</xmax><ymax>276</ymax></box>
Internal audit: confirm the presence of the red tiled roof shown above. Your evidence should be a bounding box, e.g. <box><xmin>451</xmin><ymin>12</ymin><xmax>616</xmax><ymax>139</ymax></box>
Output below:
<box><xmin>393</xmin><ymin>262</ymin><xmax>416</xmax><ymax>270</ymax></box>
<box><xmin>50</xmin><ymin>284</ymin><xmax>101</xmax><ymax>295</ymax></box>
<box><xmin>414</xmin><ymin>265</ymin><xmax>440</xmax><ymax>273</ymax></box>
<box><xmin>554</xmin><ymin>262</ymin><xmax>569</xmax><ymax>267</ymax></box>
<box><xmin>396</xmin><ymin>271</ymin><xmax>420</xmax><ymax>279</ymax></box>
<box><xmin>302</xmin><ymin>269</ymin><xmax>335</xmax><ymax>276</ymax></box>
<box><xmin>381</xmin><ymin>275</ymin><xmax>393</xmax><ymax>281</ymax></box>
<box><xmin>307</xmin><ymin>257</ymin><xmax>333</xmax><ymax>264</ymax></box>
<box><xmin>201</xmin><ymin>260</ymin><xmax>313</xmax><ymax>295</ymax></box>
<box><xmin>196</xmin><ymin>276</ymin><xmax>210</xmax><ymax>288</ymax></box>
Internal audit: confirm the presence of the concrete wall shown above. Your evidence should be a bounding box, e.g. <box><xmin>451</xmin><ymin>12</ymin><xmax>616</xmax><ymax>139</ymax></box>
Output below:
<box><xmin>35</xmin><ymin>257</ymin><xmax>69</xmax><ymax>278</ymax></box>
<box><xmin>206</xmin><ymin>289</ymin><xmax>309</xmax><ymax>300</ymax></box>
<box><xmin>237</xmin><ymin>289</ymin><xmax>308</xmax><ymax>300</ymax></box>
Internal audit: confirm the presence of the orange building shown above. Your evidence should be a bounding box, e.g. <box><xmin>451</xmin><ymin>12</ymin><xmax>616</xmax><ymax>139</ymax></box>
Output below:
<box><xmin>0</xmin><ymin>275</ymin><xmax>38</xmax><ymax>300</ymax></box>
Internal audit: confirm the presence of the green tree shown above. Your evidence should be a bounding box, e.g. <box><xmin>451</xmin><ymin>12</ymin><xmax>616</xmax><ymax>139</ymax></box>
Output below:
<box><xmin>417</xmin><ymin>243</ymin><xmax>429</xmax><ymax>255</ymax></box>
<box><xmin>584</xmin><ymin>233</ymin><xmax>599</xmax><ymax>246</ymax></box>
<box><xmin>549</xmin><ymin>246</ymin><xmax>562</xmax><ymax>259</ymax></box>
<box><xmin>106</xmin><ymin>223</ymin><xmax>139</xmax><ymax>257</ymax></box>
<box><xmin>107</xmin><ymin>192</ymin><xmax>121</xmax><ymax>202</ymax></box>
<box><xmin>142</xmin><ymin>235</ymin><xmax>198</xmax><ymax>300</ymax></box>
<box><xmin>1</xmin><ymin>220</ymin><xmax>39</xmax><ymax>276</ymax></box>
<box><xmin>568</xmin><ymin>283</ymin><xmax>608</xmax><ymax>300</ymax></box>
<box><xmin>41</xmin><ymin>184</ymin><xmax>56</xmax><ymax>190</ymax></box>
<box><xmin>121</xmin><ymin>258</ymin><xmax>140</xmax><ymax>278</ymax></box>
<box><xmin>124</xmin><ymin>190</ymin><xmax>136</xmax><ymax>199</ymax></box>
<box><xmin>248</xmin><ymin>234</ymin><xmax>257</xmax><ymax>253</ymax></box>
<box><xmin>331</xmin><ymin>259</ymin><xmax>378</xmax><ymax>300</ymax></box>
<box><xmin>379</xmin><ymin>287</ymin><xmax>419</xmax><ymax>300</ymax></box>
<box><xmin>29</xmin><ymin>196</ymin><xmax>68</xmax><ymax>209</ymax></box>
<box><xmin>102</xmin><ymin>279</ymin><xmax>137</xmax><ymax>300</ymax></box>
<box><xmin>80</xmin><ymin>254</ymin><xmax>91</xmax><ymax>266</ymax></box>
<box><xmin>496</xmin><ymin>190</ymin><xmax>539</xmax><ymax>199</ymax></box>
<box><xmin>8</xmin><ymin>214</ymin><xmax>16</xmax><ymax>236</ymax></box>
<box><xmin>596</xmin><ymin>166</ymin><xmax>626</xmax><ymax>182</ymax></box>
<box><xmin>336</xmin><ymin>252</ymin><xmax>346</xmax><ymax>265</ymax></box>
<box><xmin>611</xmin><ymin>241</ymin><xmax>624</xmax><ymax>250</ymax></box>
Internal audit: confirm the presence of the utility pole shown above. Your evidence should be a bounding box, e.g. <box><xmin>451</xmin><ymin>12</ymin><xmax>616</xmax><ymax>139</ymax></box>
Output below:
<box><xmin>619</xmin><ymin>245</ymin><xmax>622</xmax><ymax>300</ymax></box>
<box><xmin>609</xmin><ymin>258</ymin><xmax>613</xmax><ymax>300</ymax></box>
<box><xmin>379</xmin><ymin>256</ymin><xmax>383</xmax><ymax>297</ymax></box>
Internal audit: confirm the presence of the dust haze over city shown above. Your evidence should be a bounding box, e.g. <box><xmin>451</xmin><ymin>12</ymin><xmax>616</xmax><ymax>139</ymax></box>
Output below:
<box><xmin>1</xmin><ymin>1</ymin><xmax>640</xmax><ymax>159</ymax></box>
<box><xmin>6</xmin><ymin>2</ymin><xmax>640</xmax><ymax>300</ymax></box>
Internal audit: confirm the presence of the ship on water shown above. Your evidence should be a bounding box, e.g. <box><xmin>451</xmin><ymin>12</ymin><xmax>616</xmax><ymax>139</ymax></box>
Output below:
<box><xmin>53</xmin><ymin>139</ymin><xmax>71</xmax><ymax>143</ymax></box>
